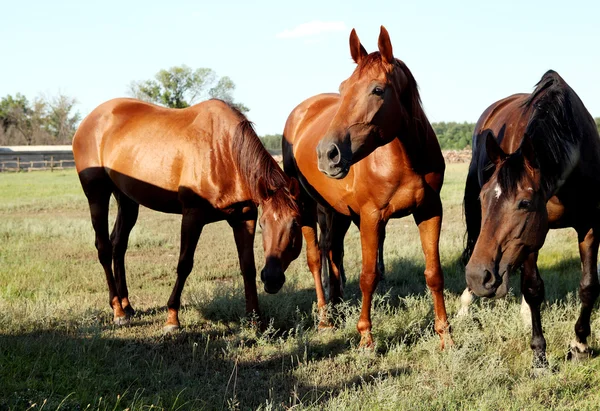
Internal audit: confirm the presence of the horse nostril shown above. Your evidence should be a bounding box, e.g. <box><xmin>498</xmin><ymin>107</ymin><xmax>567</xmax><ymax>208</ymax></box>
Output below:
<box><xmin>483</xmin><ymin>270</ymin><xmax>496</xmax><ymax>290</ymax></box>
<box><xmin>327</xmin><ymin>144</ymin><xmax>341</xmax><ymax>165</ymax></box>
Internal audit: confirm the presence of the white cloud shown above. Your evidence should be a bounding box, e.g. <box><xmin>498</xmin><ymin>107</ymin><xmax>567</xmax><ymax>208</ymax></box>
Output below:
<box><xmin>276</xmin><ymin>21</ymin><xmax>347</xmax><ymax>39</ymax></box>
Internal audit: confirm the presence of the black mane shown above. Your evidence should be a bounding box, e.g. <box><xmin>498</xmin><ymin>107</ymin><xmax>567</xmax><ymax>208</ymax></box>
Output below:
<box><xmin>516</xmin><ymin>70</ymin><xmax>580</xmax><ymax>196</ymax></box>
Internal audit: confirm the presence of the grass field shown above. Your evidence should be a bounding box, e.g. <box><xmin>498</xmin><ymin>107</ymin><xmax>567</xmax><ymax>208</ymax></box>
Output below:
<box><xmin>1</xmin><ymin>164</ymin><xmax>599</xmax><ymax>410</ymax></box>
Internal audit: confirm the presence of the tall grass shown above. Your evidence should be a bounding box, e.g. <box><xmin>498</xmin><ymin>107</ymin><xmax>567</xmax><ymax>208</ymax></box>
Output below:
<box><xmin>0</xmin><ymin>166</ymin><xmax>598</xmax><ymax>410</ymax></box>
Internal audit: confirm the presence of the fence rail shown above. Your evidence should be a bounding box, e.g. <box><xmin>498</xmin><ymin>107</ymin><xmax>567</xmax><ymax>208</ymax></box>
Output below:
<box><xmin>0</xmin><ymin>157</ymin><xmax>76</xmax><ymax>172</ymax></box>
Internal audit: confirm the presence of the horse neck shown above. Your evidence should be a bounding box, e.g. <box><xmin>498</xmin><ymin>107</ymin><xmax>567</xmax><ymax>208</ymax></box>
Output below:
<box><xmin>399</xmin><ymin>103</ymin><xmax>444</xmax><ymax>175</ymax></box>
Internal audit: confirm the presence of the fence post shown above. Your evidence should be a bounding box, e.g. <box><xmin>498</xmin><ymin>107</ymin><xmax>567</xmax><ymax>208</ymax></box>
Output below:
<box><xmin>16</xmin><ymin>157</ymin><xmax>20</xmax><ymax>171</ymax></box>
<box><xmin>50</xmin><ymin>156</ymin><xmax>54</xmax><ymax>172</ymax></box>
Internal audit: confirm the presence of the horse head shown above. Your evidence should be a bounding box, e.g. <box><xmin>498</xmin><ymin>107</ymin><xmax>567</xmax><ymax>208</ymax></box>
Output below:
<box><xmin>466</xmin><ymin>130</ymin><xmax>548</xmax><ymax>298</ymax></box>
<box><xmin>316</xmin><ymin>26</ymin><xmax>418</xmax><ymax>179</ymax></box>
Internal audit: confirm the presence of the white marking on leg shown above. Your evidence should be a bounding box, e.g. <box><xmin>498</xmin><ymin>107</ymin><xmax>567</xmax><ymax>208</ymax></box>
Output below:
<box><xmin>520</xmin><ymin>296</ymin><xmax>532</xmax><ymax>327</ymax></box>
<box><xmin>457</xmin><ymin>288</ymin><xmax>473</xmax><ymax>317</ymax></box>
<box><xmin>570</xmin><ymin>340</ymin><xmax>589</xmax><ymax>353</ymax></box>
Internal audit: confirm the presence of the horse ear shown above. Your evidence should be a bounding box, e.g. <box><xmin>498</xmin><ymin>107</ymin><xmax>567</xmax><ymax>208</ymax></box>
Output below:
<box><xmin>485</xmin><ymin>130</ymin><xmax>506</xmax><ymax>165</ymax></box>
<box><xmin>520</xmin><ymin>134</ymin><xmax>539</xmax><ymax>169</ymax></box>
<box><xmin>349</xmin><ymin>28</ymin><xmax>368</xmax><ymax>64</ymax></box>
<box><xmin>257</xmin><ymin>176</ymin><xmax>270</xmax><ymax>200</ymax></box>
<box><xmin>288</xmin><ymin>177</ymin><xmax>300</xmax><ymax>200</ymax></box>
<box><xmin>378</xmin><ymin>26</ymin><xmax>394</xmax><ymax>64</ymax></box>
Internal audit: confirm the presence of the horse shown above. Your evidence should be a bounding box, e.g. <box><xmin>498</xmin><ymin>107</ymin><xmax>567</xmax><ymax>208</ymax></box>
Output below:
<box><xmin>283</xmin><ymin>26</ymin><xmax>451</xmax><ymax>348</ymax></box>
<box><xmin>73</xmin><ymin>98</ymin><xmax>302</xmax><ymax>332</ymax></box>
<box><xmin>462</xmin><ymin>70</ymin><xmax>600</xmax><ymax>368</ymax></box>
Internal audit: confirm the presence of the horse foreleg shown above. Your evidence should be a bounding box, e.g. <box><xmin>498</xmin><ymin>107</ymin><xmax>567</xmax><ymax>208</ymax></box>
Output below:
<box><xmin>521</xmin><ymin>252</ymin><xmax>548</xmax><ymax>368</ymax></box>
<box><xmin>570</xmin><ymin>225</ymin><xmax>600</xmax><ymax>359</ymax></box>
<box><xmin>356</xmin><ymin>212</ymin><xmax>383</xmax><ymax>349</ymax></box>
<box><xmin>414</xmin><ymin>196</ymin><xmax>452</xmax><ymax>349</ymax></box>
<box><xmin>229</xmin><ymin>217</ymin><xmax>260</xmax><ymax>323</ymax></box>
<box><xmin>164</xmin><ymin>208</ymin><xmax>204</xmax><ymax>333</ymax></box>
<box><xmin>302</xmin><ymin>203</ymin><xmax>329</xmax><ymax>329</ymax></box>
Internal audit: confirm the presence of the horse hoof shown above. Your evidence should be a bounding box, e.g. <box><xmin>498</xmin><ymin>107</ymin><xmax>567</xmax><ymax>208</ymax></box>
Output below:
<box><xmin>531</xmin><ymin>366</ymin><xmax>551</xmax><ymax>378</ymax></box>
<box><xmin>567</xmin><ymin>345</ymin><xmax>592</xmax><ymax>362</ymax></box>
<box><xmin>317</xmin><ymin>322</ymin><xmax>335</xmax><ymax>332</ymax></box>
<box><xmin>113</xmin><ymin>316</ymin><xmax>130</xmax><ymax>326</ymax></box>
<box><xmin>440</xmin><ymin>336</ymin><xmax>455</xmax><ymax>350</ymax></box>
<box><xmin>163</xmin><ymin>324</ymin><xmax>181</xmax><ymax>334</ymax></box>
<box><xmin>456</xmin><ymin>306</ymin><xmax>470</xmax><ymax>317</ymax></box>
<box><xmin>124</xmin><ymin>306</ymin><xmax>136</xmax><ymax>318</ymax></box>
<box><xmin>358</xmin><ymin>332</ymin><xmax>375</xmax><ymax>350</ymax></box>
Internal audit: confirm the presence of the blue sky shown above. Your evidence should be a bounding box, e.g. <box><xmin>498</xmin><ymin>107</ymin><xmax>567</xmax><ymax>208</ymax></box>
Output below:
<box><xmin>1</xmin><ymin>0</ymin><xmax>598</xmax><ymax>136</ymax></box>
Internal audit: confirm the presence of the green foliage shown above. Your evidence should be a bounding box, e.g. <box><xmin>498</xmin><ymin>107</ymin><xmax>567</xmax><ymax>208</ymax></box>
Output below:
<box><xmin>260</xmin><ymin>133</ymin><xmax>282</xmax><ymax>151</ymax></box>
<box><xmin>432</xmin><ymin>121</ymin><xmax>475</xmax><ymax>150</ymax></box>
<box><xmin>129</xmin><ymin>65</ymin><xmax>248</xmax><ymax>113</ymax></box>
<box><xmin>0</xmin><ymin>93</ymin><xmax>80</xmax><ymax>145</ymax></box>
<box><xmin>434</xmin><ymin>118</ymin><xmax>600</xmax><ymax>150</ymax></box>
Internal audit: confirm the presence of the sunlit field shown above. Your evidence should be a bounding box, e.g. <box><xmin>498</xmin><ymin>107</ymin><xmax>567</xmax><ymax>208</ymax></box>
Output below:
<box><xmin>1</xmin><ymin>164</ymin><xmax>599</xmax><ymax>410</ymax></box>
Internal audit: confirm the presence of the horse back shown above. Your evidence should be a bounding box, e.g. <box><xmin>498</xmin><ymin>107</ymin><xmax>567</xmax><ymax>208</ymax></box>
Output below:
<box><xmin>73</xmin><ymin>98</ymin><xmax>246</xmax><ymax>213</ymax></box>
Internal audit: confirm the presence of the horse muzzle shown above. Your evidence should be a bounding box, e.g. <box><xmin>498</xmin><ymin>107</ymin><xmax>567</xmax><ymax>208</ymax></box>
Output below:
<box><xmin>260</xmin><ymin>262</ymin><xmax>286</xmax><ymax>294</ymax></box>
<box><xmin>466</xmin><ymin>263</ymin><xmax>509</xmax><ymax>299</ymax></box>
<box><xmin>316</xmin><ymin>140</ymin><xmax>350</xmax><ymax>179</ymax></box>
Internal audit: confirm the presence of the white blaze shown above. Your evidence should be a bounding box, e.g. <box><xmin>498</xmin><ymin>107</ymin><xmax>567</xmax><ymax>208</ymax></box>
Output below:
<box><xmin>494</xmin><ymin>184</ymin><xmax>502</xmax><ymax>199</ymax></box>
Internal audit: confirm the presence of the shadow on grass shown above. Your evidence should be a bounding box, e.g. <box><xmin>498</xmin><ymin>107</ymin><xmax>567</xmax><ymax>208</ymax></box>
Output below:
<box><xmin>0</xmin><ymin>328</ymin><xmax>408</xmax><ymax>410</ymax></box>
<box><xmin>195</xmin><ymin>252</ymin><xmax>586</xmax><ymax>348</ymax></box>
<box><xmin>0</xmin><ymin>254</ymin><xmax>585</xmax><ymax>409</ymax></box>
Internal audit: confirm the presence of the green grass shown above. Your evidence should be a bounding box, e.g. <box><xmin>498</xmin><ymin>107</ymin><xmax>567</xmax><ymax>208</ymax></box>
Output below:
<box><xmin>1</xmin><ymin>165</ymin><xmax>599</xmax><ymax>410</ymax></box>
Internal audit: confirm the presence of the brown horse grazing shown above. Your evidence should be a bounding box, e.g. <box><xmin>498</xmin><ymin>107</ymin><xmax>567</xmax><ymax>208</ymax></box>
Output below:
<box><xmin>73</xmin><ymin>98</ymin><xmax>302</xmax><ymax>331</ymax></box>
<box><xmin>283</xmin><ymin>26</ymin><xmax>451</xmax><ymax>348</ymax></box>
<box><xmin>462</xmin><ymin>70</ymin><xmax>600</xmax><ymax>368</ymax></box>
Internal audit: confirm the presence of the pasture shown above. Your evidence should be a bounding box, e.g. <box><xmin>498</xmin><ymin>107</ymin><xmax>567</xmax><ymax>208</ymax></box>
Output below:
<box><xmin>1</xmin><ymin>164</ymin><xmax>599</xmax><ymax>410</ymax></box>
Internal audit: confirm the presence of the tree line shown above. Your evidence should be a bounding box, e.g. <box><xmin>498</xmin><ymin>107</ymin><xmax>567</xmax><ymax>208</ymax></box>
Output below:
<box><xmin>2</xmin><ymin>66</ymin><xmax>600</xmax><ymax>149</ymax></box>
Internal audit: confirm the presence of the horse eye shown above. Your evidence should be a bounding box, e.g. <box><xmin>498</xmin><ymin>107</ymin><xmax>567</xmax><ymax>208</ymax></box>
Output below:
<box><xmin>372</xmin><ymin>87</ymin><xmax>385</xmax><ymax>96</ymax></box>
<box><xmin>518</xmin><ymin>199</ymin><xmax>531</xmax><ymax>210</ymax></box>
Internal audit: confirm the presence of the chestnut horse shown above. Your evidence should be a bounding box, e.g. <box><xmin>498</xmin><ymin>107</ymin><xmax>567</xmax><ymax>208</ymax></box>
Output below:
<box><xmin>283</xmin><ymin>26</ymin><xmax>451</xmax><ymax>348</ymax></box>
<box><xmin>462</xmin><ymin>70</ymin><xmax>600</xmax><ymax>367</ymax></box>
<box><xmin>73</xmin><ymin>98</ymin><xmax>302</xmax><ymax>331</ymax></box>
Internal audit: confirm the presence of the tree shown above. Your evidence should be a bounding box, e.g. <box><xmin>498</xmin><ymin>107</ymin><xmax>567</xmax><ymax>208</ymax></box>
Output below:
<box><xmin>46</xmin><ymin>94</ymin><xmax>81</xmax><ymax>144</ymax></box>
<box><xmin>433</xmin><ymin>121</ymin><xmax>475</xmax><ymax>150</ymax></box>
<box><xmin>0</xmin><ymin>93</ymin><xmax>80</xmax><ymax>145</ymax></box>
<box><xmin>128</xmin><ymin>65</ymin><xmax>248</xmax><ymax>112</ymax></box>
<box><xmin>260</xmin><ymin>134</ymin><xmax>282</xmax><ymax>151</ymax></box>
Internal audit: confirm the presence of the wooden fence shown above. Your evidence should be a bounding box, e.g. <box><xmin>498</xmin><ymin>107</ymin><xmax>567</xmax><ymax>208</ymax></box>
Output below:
<box><xmin>0</xmin><ymin>157</ymin><xmax>76</xmax><ymax>172</ymax></box>
<box><xmin>0</xmin><ymin>145</ymin><xmax>75</xmax><ymax>172</ymax></box>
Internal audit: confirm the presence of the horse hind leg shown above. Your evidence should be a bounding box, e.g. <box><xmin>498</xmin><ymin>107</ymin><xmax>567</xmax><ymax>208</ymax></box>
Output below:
<box><xmin>110</xmin><ymin>190</ymin><xmax>140</xmax><ymax>319</ymax></box>
<box><xmin>569</xmin><ymin>225</ymin><xmax>600</xmax><ymax>360</ymax></box>
<box><xmin>79</xmin><ymin>168</ymin><xmax>128</xmax><ymax>325</ymax></box>
<box><xmin>324</xmin><ymin>209</ymin><xmax>351</xmax><ymax>305</ymax></box>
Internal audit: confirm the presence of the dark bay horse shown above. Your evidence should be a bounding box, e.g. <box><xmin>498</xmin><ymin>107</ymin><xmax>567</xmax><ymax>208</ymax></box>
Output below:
<box><xmin>73</xmin><ymin>98</ymin><xmax>302</xmax><ymax>331</ymax></box>
<box><xmin>462</xmin><ymin>70</ymin><xmax>600</xmax><ymax>367</ymax></box>
<box><xmin>283</xmin><ymin>26</ymin><xmax>451</xmax><ymax>348</ymax></box>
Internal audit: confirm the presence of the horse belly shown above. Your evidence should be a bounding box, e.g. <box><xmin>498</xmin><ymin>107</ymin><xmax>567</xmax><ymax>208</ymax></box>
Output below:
<box><xmin>108</xmin><ymin>167</ymin><xmax>182</xmax><ymax>214</ymax></box>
